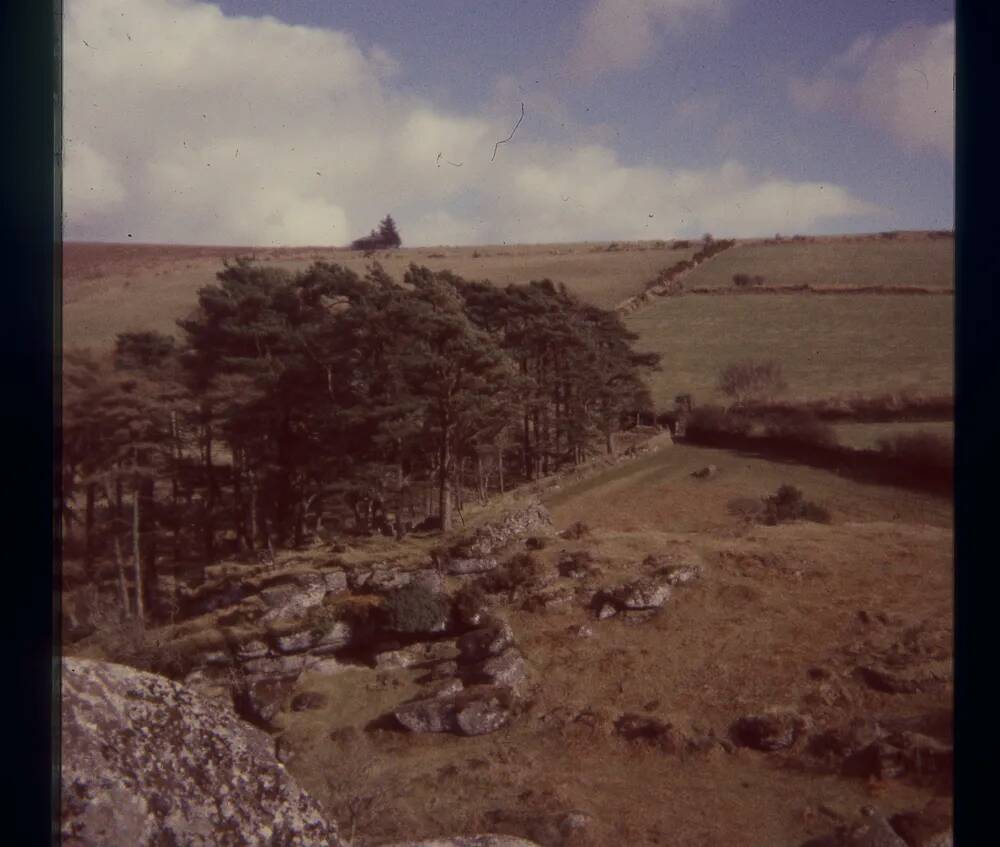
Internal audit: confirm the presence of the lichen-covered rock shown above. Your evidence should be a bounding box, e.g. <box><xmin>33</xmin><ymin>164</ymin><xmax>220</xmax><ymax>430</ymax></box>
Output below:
<box><xmin>231</xmin><ymin>676</ymin><xmax>296</xmax><ymax>729</ymax></box>
<box><xmin>463</xmin><ymin>649</ymin><xmax>528</xmax><ymax>689</ymax></box>
<box><xmin>446</xmin><ymin>557</ymin><xmax>500</xmax><ymax>575</ymax></box>
<box><xmin>610</xmin><ymin>578</ymin><xmax>672</xmax><ymax>610</ymax></box>
<box><xmin>61</xmin><ymin>658</ymin><xmax>342</xmax><ymax>847</ymax></box>
<box><xmin>393</xmin><ymin>685</ymin><xmax>513</xmax><ymax>736</ymax></box>
<box><xmin>458</xmin><ymin>618</ymin><xmax>515</xmax><ymax>663</ymax></box>
<box><xmin>454</xmin><ymin>503</ymin><xmax>552</xmax><ymax>558</ymax></box>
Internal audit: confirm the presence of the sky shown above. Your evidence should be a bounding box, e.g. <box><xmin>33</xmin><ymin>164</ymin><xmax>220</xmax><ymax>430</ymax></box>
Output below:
<box><xmin>63</xmin><ymin>0</ymin><xmax>955</xmax><ymax>246</ymax></box>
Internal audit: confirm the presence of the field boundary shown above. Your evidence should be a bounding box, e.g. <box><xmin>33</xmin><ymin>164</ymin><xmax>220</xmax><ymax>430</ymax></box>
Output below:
<box><xmin>687</xmin><ymin>284</ymin><xmax>953</xmax><ymax>296</ymax></box>
<box><xmin>680</xmin><ymin>429</ymin><xmax>952</xmax><ymax>496</ymax></box>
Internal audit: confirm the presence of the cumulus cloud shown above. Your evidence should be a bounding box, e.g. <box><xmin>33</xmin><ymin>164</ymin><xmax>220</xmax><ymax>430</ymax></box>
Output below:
<box><xmin>569</xmin><ymin>0</ymin><xmax>727</xmax><ymax>79</ymax></box>
<box><xmin>790</xmin><ymin>20</ymin><xmax>954</xmax><ymax>158</ymax></box>
<box><xmin>65</xmin><ymin>0</ymin><xmax>875</xmax><ymax>246</ymax></box>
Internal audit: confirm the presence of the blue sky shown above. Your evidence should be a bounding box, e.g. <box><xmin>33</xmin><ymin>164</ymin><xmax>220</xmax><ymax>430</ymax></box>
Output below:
<box><xmin>64</xmin><ymin>0</ymin><xmax>954</xmax><ymax>245</ymax></box>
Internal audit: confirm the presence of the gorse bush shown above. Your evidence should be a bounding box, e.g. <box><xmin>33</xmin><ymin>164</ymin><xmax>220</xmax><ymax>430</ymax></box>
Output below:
<box><xmin>477</xmin><ymin>552</ymin><xmax>543</xmax><ymax>596</ymax></box>
<box><xmin>732</xmin><ymin>273</ymin><xmax>766</xmax><ymax>288</ymax></box>
<box><xmin>382</xmin><ymin>583</ymin><xmax>451</xmax><ymax>633</ymax></box>
<box><xmin>761</xmin><ymin>484</ymin><xmax>831</xmax><ymax>525</ymax></box>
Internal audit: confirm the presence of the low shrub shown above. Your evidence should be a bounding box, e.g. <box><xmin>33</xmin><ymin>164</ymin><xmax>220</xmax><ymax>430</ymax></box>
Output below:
<box><xmin>732</xmin><ymin>273</ymin><xmax>766</xmax><ymax>288</ymax></box>
<box><xmin>760</xmin><ymin>484</ymin><xmax>831</xmax><ymax>525</ymax></box>
<box><xmin>525</xmin><ymin>536</ymin><xmax>549</xmax><ymax>550</ymax></box>
<box><xmin>560</xmin><ymin>521</ymin><xmax>591</xmax><ymax>540</ymax></box>
<box><xmin>453</xmin><ymin>583</ymin><xmax>489</xmax><ymax>624</ymax></box>
<box><xmin>477</xmin><ymin>552</ymin><xmax>543</xmax><ymax>596</ymax></box>
<box><xmin>382</xmin><ymin>583</ymin><xmax>451</xmax><ymax>634</ymax></box>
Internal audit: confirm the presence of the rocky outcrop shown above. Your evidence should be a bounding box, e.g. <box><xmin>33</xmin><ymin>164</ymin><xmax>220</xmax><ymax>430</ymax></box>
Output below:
<box><xmin>61</xmin><ymin>658</ymin><xmax>342</xmax><ymax>847</ymax></box>
<box><xmin>452</xmin><ymin>503</ymin><xmax>552</xmax><ymax>559</ymax></box>
<box><xmin>458</xmin><ymin>618</ymin><xmax>516</xmax><ymax>662</ymax></box>
<box><xmin>393</xmin><ymin>685</ymin><xmax>514</xmax><ymax>736</ymax></box>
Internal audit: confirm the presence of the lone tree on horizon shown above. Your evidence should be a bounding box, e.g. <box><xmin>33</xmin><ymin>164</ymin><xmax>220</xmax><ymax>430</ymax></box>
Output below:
<box><xmin>351</xmin><ymin>214</ymin><xmax>402</xmax><ymax>250</ymax></box>
<box><xmin>378</xmin><ymin>214</ymin><xmax>402</xmax><ymax>248</ymax></box>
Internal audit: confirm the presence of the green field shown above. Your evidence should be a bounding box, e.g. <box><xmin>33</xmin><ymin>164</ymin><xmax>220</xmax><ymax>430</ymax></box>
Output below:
<box><xmin>626</xmin><ymin>293</ymin><xmax>954</xmax><ymax>408</ymax></box>
<box><xmin>683</xmin><ymin>237</ymin><xmax>954</xmax><ymax>290</ymax></box>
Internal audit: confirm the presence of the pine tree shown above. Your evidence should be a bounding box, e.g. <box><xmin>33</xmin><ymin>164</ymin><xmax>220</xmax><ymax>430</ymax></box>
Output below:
<box><xmin>378</xmin><ymin>214</ymin><xmax>402</xmax><ymax>248</ymax></box>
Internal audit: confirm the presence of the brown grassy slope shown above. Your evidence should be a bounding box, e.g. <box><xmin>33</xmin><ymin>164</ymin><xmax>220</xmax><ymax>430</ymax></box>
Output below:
<box><xmin>62</xmin><ymin>241</ymin><xmax>698</xmax><ymax>350</ymax></box>
<box><xmin>274</xmin><ymin>443</ymin><xmax>951</xmax><ymax>846</ymax></box>
<box><xmin>681</xmin><ymin>234</ymin><xmax>954</xmax><ymax>291</ymax></box>
<box><xmin>625</xmin><ymin>293</ymin><xmax>953</xmax><ymax>408</ymax></box>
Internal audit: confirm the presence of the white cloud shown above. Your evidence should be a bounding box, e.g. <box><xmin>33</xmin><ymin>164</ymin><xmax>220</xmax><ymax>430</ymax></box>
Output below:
<box><xmin>569</xmin><ymin>0</ymin><xmax>727</xmax><ymax>79</ymax></box>
<box><xmin>65</xmin><ymin>0</ymin><xmax>876</xmax><ymax>247</ymax></box>
<box><xmin>790</xmin><ymin>20</ymin><xmax>954</xmax><ymax>158</ymax></box>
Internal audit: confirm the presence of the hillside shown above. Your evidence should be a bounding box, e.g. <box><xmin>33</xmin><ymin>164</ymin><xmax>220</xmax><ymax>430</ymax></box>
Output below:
<box><xmin>61</xmin><ymin>232</ymin><xmax>953</xmax><ymax>364</ymax></box>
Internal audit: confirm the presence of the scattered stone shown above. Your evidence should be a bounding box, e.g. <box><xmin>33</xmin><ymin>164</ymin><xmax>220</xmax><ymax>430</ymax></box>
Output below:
<box><xmin>446</xmin><ymin>557</ymin><xmax>500</xmax><ymax>575</ymax></box>
<box><xmin>242</xmin><ymin>653</ymin><xmax>315</xmax><ymax>680</ymax></box>
<box><xmin>855</xmin><ymin>662</ymin><xmax>951</xmax><ymax>694</ymax></box>
<box><xmin>291</xmin><ymin>690</ymin><xmax>328</xmax><ymax>711</ymax></box>
<box><xmin>643</xmin><ymin>553</ymin><xmax>704</xmax><ymax>585</ymax></box>
<box><xmin>454</xmin><ymin>503</ymin><xmax>553</xmax><ymax>558</ymax></box>
<box><xmin>596</xmin><ymin>603</ymin><xmax>618</xmax><ymax>621</ymax></box>
<box><xmin>61</xmin><ymin>658</ymin><xmax>342</xmax><ymax>847</ymax></box>
<box><xmin>730</xmin><ymin>709</ymin><xmax>808</xmax><ymax>751</ymax></box>
<box><xmin>807</xmin><ymin>718</ymin><xmax>888</xmax><ymax>763</ymax></box>
<box><xmin>843</xmin><ymin>732</ymin><xmax>952</xmax><ymax>783</ymax></box>
<box><xmin>235</xmin><ymin>639</ymin><xmax>270</xmax><ymax>661</ymax></box>
<box><xmin>275</xmin><ymin>629</ymin><xmax>317</xmax><ymax>654</ymax></box>
<box><xmin>312</xmin><ymin>621</ymin><xmax>355</xmax><ymax>653</ymax></box>
<box><xmin>464</xmin><ymin>649</ymin><xmax>528</xmax><ymax>689</ymax></box>
<box><xmin>311</xmin><ymin>656</ymin><xmax>351</xmax><ymax>675</ymax></box>
<box><xmin>232</xmin><ymin>676</ymin><xmax>297</xmax><ymax>729</ymax></box>
<box><xmin>558</xmin><ymin>551</ymin><xmax>598</xmax><ymax>579</ymax></box>
<box><xmin>889</xmin><ymin>798</ymin><xmax>953</xmax><ymax>847</ymax></box>
<box><xmin>458</xmin><ymin>618</ymin><xmax>515</xmax><ymax>663</ymax></box>
<box><xmin>574</xmin><ymin>624</ymin><xmax>595</xmax><ymax>638</ymax></box>
<box><xmin>322</xmin><ymin>569</ymin><xmax>349</xmax><ymax>594</ymax></box>
<box><xmin>691</xmin><ymin>464</ymin><xmax>718</xmax><ymax>479</ymax></box>
<box><xmin>393</xmin><ymin>685</ymin><xmax>513</xmax><ymax>736</ymax></box>
<box><xmin>610</xmin><ymin>578</ymin><xmax>672</xmax><ymax>610</ymax></box>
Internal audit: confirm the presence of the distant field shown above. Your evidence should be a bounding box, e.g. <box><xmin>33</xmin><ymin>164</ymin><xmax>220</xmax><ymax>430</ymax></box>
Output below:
<box><xmin>62</xmin><ymin>241</ymin><xmax>696</xmax><ymax>350</ymax></box>
<box><xmin>832</xmin><ymin>420</ymin><xmax>954</xmax><ymax>450</ymax></box>
<box><xmin>683</xmin><ymin>236</ymin><xmax>954</xmax><ymax>290</ymax></box>
<box><xmin>626</xmin><ymin>293</ymin><xmax>953</xmax><ymax>408</ymax></box>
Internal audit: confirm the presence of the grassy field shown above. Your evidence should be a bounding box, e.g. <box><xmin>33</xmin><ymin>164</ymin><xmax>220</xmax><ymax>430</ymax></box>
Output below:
<box><xmin>682</xmin><ymin>235</ymin><xmax>954</xmax><ymax>291</ymax></box>
<box><xmin>626</xmin><ymin>293</ymin><xmax>953</xmax><ymax>408</ymax></box>
<box><xmin>62</xmin><ymin>241</ymin><xmax>698</xmax><ymax>350</ymax></box>
<box><xmin>831</xmin><ymin>420</ymin><xmax>954</xmax><ymax>450</ymax></box>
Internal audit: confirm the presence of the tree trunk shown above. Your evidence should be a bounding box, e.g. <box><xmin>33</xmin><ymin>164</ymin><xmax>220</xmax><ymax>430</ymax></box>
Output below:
<box><xmin>438</xmin><ymin>426</ymin><xmax>452</xmax><ymax>532</ymax></box>
<box><xmin>202</xmin><ymin>416</ymin><xmax>215</xmax><ymax>565</ymax></box>
<box><xmin>497</xmin><ymin>443</ymin><xmax>505</xmax><ymax>494</ymax></box>
<box><xmin>113</xmin><ymin>534</ymin><xmax>131</xmax><ymax>619</ymax></box>
<box><xmin>84</xmin><ymin>481</ymin><xmax>96</xmax><ymax>572</ymax></box>
<box><xmin>170</xmin><ymin>409</ymin><xmax>182</xmax><ymax>562</ymax></box>
<box><xmin>248</xmin><ymin>467</ymin><xmax>259</xmax><ymax>551</ymax></box>
<box><xmin>132</xmin><ymin>470</ymin><xmax>145</xmax><ymax>628</ymax></box>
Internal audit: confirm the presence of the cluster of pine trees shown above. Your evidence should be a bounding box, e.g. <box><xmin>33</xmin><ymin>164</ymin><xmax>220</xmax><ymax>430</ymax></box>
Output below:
<box><xmin>61</xmin><ymin>259</ymin><xmax>659</xmax><ymax>621</ymax></box>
